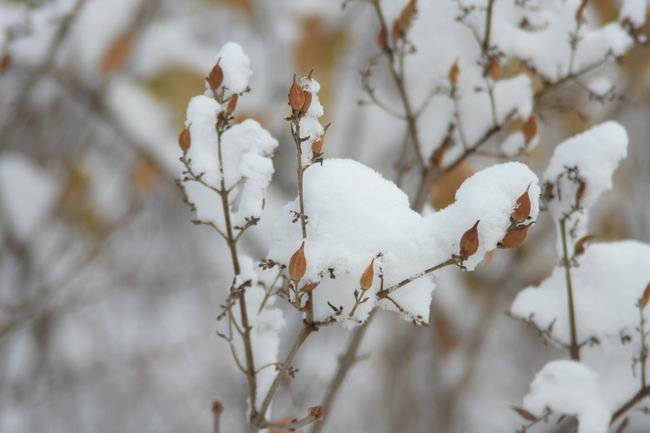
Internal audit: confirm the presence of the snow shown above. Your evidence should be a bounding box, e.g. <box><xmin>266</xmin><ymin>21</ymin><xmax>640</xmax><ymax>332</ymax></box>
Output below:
<box><xmin>268</xmin><ymin>159</ymin><xmax>539</xmax><ymax>327</ymax></box>
<box><xmin>620</xmin><ymin>0</ymin><xmax>647</xmax><ymax>28</ymax></box>
<box><xmin>543</xmin><ymin>121</ymin><xmax>628</xmax><ymax>240</ymax></box>
<box><xmin>211</xmin><ymin>42</ymin><xmax>252</xmax><ymax>97</ymax></box>
<box><xmin>181</xmin><ymin>96</ymin><xmax>279</xmax><ymax>232</ymax></box>
<box><xmin>511</xmin><ymin>240</ymin><xmax>650</xmax><ymax>346</ymax></box>
<box><xmin>0</xmin><ymin>153</ymin><xmax>59</xmax><ymax>241</ymax></box>
<box><xmin>298</xmin><ymin>76</ymin><xmax>326</xmax><ymax>164</ymax></box>
<box><xmin>522</xmin><ymin>360</ymin><xmax>610</xmax><ymax>433</ymax></box>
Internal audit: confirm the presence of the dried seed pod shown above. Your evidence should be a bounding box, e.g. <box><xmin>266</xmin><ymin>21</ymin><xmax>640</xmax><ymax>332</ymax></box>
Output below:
<box><xmin>575</xmin><ymin>180</ymin><xmax>587</xmax><ymax>205</ymax></box>
<box><xmin>487</xmin><ymin>56</ymin><xmax>501</xmax><ymax>80</ymax></box>
<box><xmin>377</xmin><ymin>26</ymin><xmax>389</xmax><ymax>51</ymax></box>
<box><xmin>459</xmin><ymin>220</ymin><xmax>480</xmax><ymax>258</ymax></box>
<box><xmin>288</xmin><ymin>76</ymin><xmax>305</xmax><ymax>113</ymax></box>
<box><xmin>178</xmin><ymin>126</ymin><xmax>191</xmax><ymax>153</ymax></box>
<box><xmin>512</xmin><ymin>406</ymin><xmax>538</xmax><ymax>422</ymax></box>
<box><xmin>522</xmin><ymin>115</ymin><xmax>537</xmax><ymax>144</ymax></box>
<box><xmin>312</xmin><ymin>136</ymin><xmax>325</xmax><ymax>157</ymax></box>
<box><xmin>448</xmin><ymin>60</ymin><xmax>460</xmax><ymax>86</ymax></box>
<box><xmin>397</xmin><ymin>0</ymin><xmax>417</xmax><ymax>30</ymax></box>
<box><xmin>289</xmin><ymin>242</ymin><xmax>307</xmax><ymax>282</ymax></box>
<box><xmin>226</xmin><ymin>94</ymin><xmax>239</xmax><ymax>115</ymax></box>
<box><xmin>301</xmin><ymin>89</ymin><xmax>312</xmax><ymax>114</ymax></box>
<box><xmin>216</xmin><ymin>113</ymin><xmax>226</xmax><ymax>129</ymax></box>
<box><xmin>574</xmin><ymin>234</ymin><xmax>595</xmax><ymax>256</ymax></box>
<box><xmin>302</xmin><ymin>282</ymin><xmax>318</xmax><ymax>293</ymax></box>
<box><xmin>512</xmin><ymin>185</ymin><xmax>531</xmax><ymax>223</ymax></box>
<box><xmin>207</xmin><ymin>62</ymin><xmax>224</xmax><ymax>91</ymax></box>
<box><xmin>308</xmin><ymin>406</ymin><xmax>324</xmax><ymax>420</ymax></box>
<box><xmin>641</xmin><ymin>282</ymin><xmax>650</xmax><ymax>308</ymax></box>
<box><xmin>360</xmin><ymin>259</ymin><xmax>375</xmax><ymax>291</ymax></box>
<box><xmin>498</xmin><ymin>224</ymin><xmax>530</xmax><ymax>249</ymax></box>
<box><xmin>575</xmin><ymin>0</ymin><xmax>587</xmax><ymax>21</ymax></box>
<box><xmin>0</xmin><ymin>52</ymin><xmax>10</xmax><ymax>73</ymax></box>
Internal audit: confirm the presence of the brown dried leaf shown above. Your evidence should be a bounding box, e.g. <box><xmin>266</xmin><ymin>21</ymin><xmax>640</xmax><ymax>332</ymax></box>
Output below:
<box><xmin>100</xmin><ymin>30</ymin><xmax>134</xmax><ymax>74</ymax></box>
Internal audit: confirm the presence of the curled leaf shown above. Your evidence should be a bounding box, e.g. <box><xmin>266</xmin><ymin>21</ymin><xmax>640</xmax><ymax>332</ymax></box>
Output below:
<box><xmin>512</xmin><ymin>185</ymin><xmax>531</xmax><ymax>223</ymax></box>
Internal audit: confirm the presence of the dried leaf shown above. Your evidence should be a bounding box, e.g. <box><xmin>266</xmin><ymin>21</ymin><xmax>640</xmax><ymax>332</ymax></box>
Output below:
<box><xmin>226</xmin><ymin>94</ymin><xmax>239</xmax><ymax>114</ymax></box>
<box><xmin>448</xmin><ymin>60</ymin><xmax>459</xmax><ymax>86</ymax></box>
<box><xmin>522</xmin><ymin>115</ymin><xmax>538</xmax><ymax>144</ymax></box>
<box><xmin>641</xmin><ymin>282</ymin><xmax>650</xmax><ymax>308</ymax></box>
<box><xmin>574</xmin><ymin>234</ymin><xmax>595</xmax><ymax>256</ymax></box>
<box><xmin>288</xmin><ymin>76</ymin><xmax>305</xmax><ymax>112</ymax></box>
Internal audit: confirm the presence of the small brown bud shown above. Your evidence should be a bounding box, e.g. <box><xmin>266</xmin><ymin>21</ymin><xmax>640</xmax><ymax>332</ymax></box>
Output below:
<box><xmin>432</xmin><ymin>143</ymin><xmax>448</xmax><ymax>168</ymax></box>
<box><xmin>459</xmin><ymin>220</ymin><xmax>480</xmax><ymax>259</ymax></box>
<box><xmin>512</xmin><ymin>406</ymin><xmax>538</xmax><ymax>422</ymax></box>
<box><xmin>312</xmin><ymin>136</ymin><xmax>325</xmax><ymax>157</ymax></box>
<box><xmin>207</xmin><ymin>62</ymin><xmax>224</xmax><ymax>91</ymax></box>
<box><xmin>575</xmin><ymin>0</ymin><xmax>587</xmax><ymax>21</ymax></box>
<box><xmin>216</xmin><ymin>113</ymin><xmax>227</xmax><ymax>129</ymax></box>
<box><xmin>178</xmin><ymin>126</ymin><xmax>191</xmax><ymax>153</ymax></box>
<box><xmin>641</xmin><ymin>282</ymin><xmax>650</xmax><ymax>309</ymax></box>
<box><xmin>301</xmin><ymin>89</ymin><xmax>312</xmax><ymax>114</ymax></box>
<box><xmin>487</xmin><ymin>56</ymin><xmax>501</xmax><ymax>80</ymax></box>
<box><xmin>309</xmin><ymin>405</ymin><xmax>324</xmax><ymax>420</ymax></box>
<box><xmin>512</xmin><ymin>185</ymin><xmax>531</xmax><ymax>223</ymax></box>
<box><xmin>522</xmin><ymin>115</ymin><xmax>538</xmax><ymax>144</ymax></box>
<box><xmin>360</xmin><ymin>259</ymin><xmax>375</xmax><ymax>291</ymax></box>
<box><xmin>0</xmin><ymin>52</ymin><xmax>11</xmax><ymax>73</ymax></box>
<box><xmin>289</xmin><ymin>242</ymin><xmax>307</xmax><ymax>282</ymax></box>
<box><xmin>498</xmin><ymin>224</ymin><xmax>530</xmax><ymax>249</ymax></box>
<box><xmin>448</xmin><ymin>60</ymin><xmax>460</xmax><ymax>86</ymax></box>
<box><xmin>377</xmin><ymin>26</ymin><xmax>389</xmax><ymax>51</ymax></box>
<box><xmin>226</xmin><ymin>94</ymin><xmax>239</xmax><ymax>114</ymax></box>
<box><xmin>211</xmin><ymin>400</ymin><xmax>223</xmax><ymax>415</ymax></box>
<box><xmin>574</xmin><ymin>234</ymin><xmax>595</xmax><ymax>256</ymax></box>
<box><xmin>575</xmin><ymin>180</ymin><xmax>587</xmax><ymax>205</ymax></box>
<box><xmin>288</xmin><ymin>76</ymin><xmax>305</xmax><ymax>113</ymax></box>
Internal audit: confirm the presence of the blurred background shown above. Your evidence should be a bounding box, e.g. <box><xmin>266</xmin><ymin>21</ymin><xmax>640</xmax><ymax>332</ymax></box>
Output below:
<box><xmin>0</xmin><ymin>0</ymin><xmax>649</xmax><ymax>432</ymax></box>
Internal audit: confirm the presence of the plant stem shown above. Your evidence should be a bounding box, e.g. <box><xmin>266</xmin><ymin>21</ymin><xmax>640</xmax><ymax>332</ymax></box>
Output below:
<box><xmin>559</xmin><ymin>218</ymin><xmax>580</xmax><ymax>361</ymax></box>
<box><xmin>216</xmin><ymin>128</ymin><xmax>258</xmax><ymax>419</ymax></box>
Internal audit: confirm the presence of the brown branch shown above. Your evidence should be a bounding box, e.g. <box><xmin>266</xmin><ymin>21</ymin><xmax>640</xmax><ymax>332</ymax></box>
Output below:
<box><xmin>611</xmin><ymin>386</ymin><xmax>650</xmax><ymax>423</ymax></box>
<box><xmin>370</xmin><ymin>0</ymin><xmax>425</xmax><ymax>170</ymax></box>
<box><xmin>251</xmin><ymin>324</ymin><xmax>315</xmax><ymax>432</ymax></box>
<box><xmin>309</xmin><ymin>313</ymin><xmax>373</xmax><ymax>433</ymax></box>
